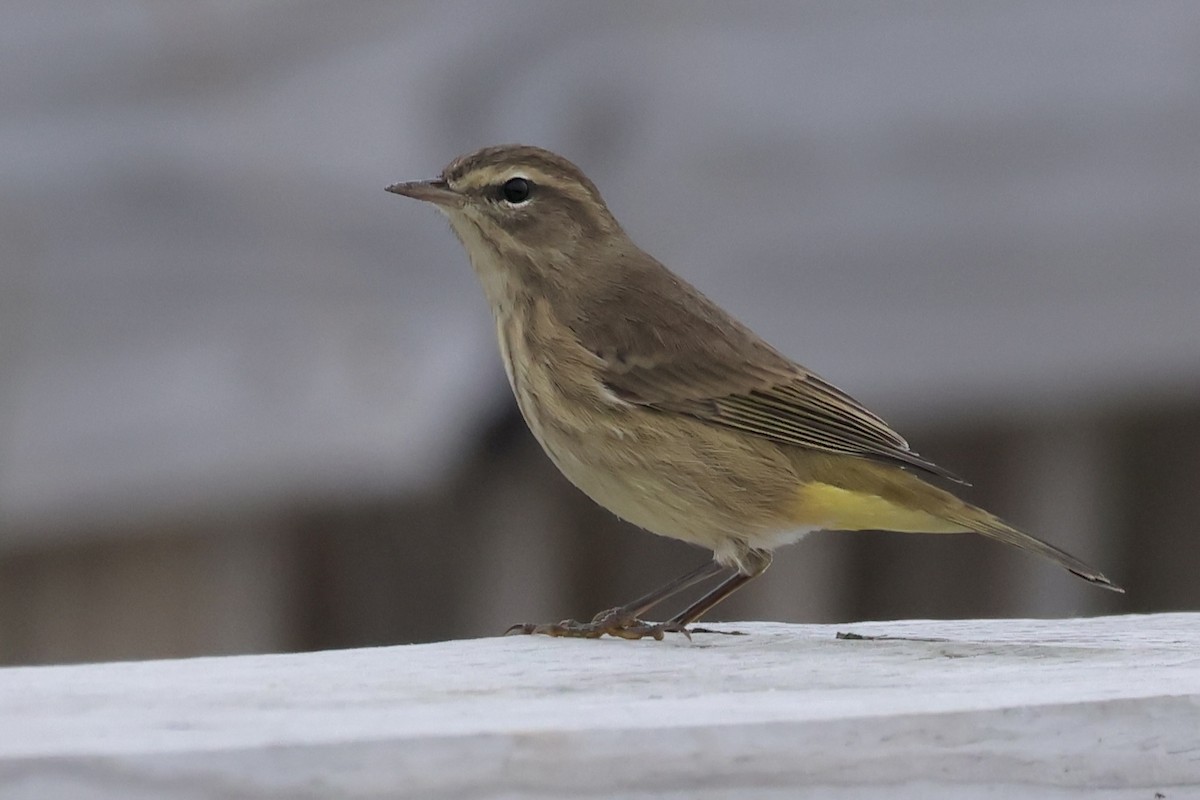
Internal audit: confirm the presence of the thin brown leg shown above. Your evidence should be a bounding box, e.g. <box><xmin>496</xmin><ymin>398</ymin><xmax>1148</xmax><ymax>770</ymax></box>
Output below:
<box><xmin>667</xmin><ymin>551</ymin><xmax>773</xmax><ymax>627</ymax></box>
<box><xmin>505</xmin><ymin>559</ymin><xmax>727</xmax><ymax>639</ymax></box>
<box><xmin>616</xmin><ymin>559</ymin><xmax>727</xmax><ymax>618</ymax></box>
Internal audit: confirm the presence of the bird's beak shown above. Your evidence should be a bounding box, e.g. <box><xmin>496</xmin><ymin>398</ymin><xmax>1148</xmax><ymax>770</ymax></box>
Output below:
<box><xmin>385</xmin><ymin>179</ymin><xmax>463</xmax><ymax>208</ymax></box>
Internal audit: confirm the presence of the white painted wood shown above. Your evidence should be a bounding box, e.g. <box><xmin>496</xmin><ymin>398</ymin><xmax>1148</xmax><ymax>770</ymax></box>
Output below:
<box><xmin>1</xmin><ymin>614</ymin><xmax>1197</xmax><ymax>799</ymax></box>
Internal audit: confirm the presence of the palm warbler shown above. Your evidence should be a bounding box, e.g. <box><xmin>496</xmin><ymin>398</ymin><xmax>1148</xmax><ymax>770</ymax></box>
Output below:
<box><xmin>387</xmin><ymin>144</ymin><xmax>1121</xmax><ymax>640</ymax></box>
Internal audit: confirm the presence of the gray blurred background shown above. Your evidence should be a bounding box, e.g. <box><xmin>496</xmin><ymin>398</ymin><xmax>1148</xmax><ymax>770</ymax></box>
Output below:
<box><xmin>2</xmin><ymin>1</ymin><xmax>1198</xmax><ymax>666</ymax></box>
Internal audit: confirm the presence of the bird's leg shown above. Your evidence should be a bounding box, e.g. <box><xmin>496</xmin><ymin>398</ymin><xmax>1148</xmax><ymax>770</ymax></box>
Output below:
<box><xmin>666</xmin><ymin>550</ymin><xmax>773</xmax><ymax>629</ymax></box>
<box><xmin>505</xmin><ymin>559</ymin><xmax>726</xmax><ymax>640</ymax></box>
<box><xmin>597</xmin><ymin>558</ymin><xmax>727</xmax><ymax>620</ymax></box>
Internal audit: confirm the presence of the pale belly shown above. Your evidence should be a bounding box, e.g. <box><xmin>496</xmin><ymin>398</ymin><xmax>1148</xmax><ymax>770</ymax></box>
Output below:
<box><xmin>496</xmin><ymin>312</ymin><xmax>807</xmax><ymax>561</ymax></box>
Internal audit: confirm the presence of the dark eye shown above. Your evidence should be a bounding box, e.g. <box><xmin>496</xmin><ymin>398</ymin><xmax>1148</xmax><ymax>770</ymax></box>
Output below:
<box><xmin>501</xmin><ymin>177</ymin><xmax>531</xmax><ymax>204</ymax></box>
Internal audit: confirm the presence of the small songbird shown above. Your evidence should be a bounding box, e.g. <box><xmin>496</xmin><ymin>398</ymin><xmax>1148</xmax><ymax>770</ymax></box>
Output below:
<box><xmin>386</xmin><ymin>144</ymin><xmax>1122</xmax><ymax>640</ymax></box>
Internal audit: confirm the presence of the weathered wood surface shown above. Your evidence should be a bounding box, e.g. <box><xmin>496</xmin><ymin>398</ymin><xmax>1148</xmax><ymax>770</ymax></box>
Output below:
<box><xmin>1</xmin><ymin>614</ymin><xmax>1198</xmax><ymax>799</ymax></box>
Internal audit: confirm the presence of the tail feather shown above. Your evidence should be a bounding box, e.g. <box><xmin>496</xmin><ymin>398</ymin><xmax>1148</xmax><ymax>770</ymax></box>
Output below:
<box><xmin>799</xmin><ymin>457</ymin><xmax>1125</xmax><ymax>593</ymax></box>
<box><xmin>944</xmin><ymin>506</ymin><xmax>1124</xmax><ymax>593</ymax></box>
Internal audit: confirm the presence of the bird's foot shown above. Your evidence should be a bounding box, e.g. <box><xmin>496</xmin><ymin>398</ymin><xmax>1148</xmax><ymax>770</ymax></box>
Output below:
<box><xmin>504</xmin><ymin>607</ymin><xmax>690</xmax><ymax>640</ymax></box>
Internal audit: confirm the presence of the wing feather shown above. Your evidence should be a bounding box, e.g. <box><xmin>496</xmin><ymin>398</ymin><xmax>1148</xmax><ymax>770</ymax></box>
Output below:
<box><xmin>563</xmin><ymin>262</ymin><xmax>962</xmax><ymax>483</ymax></box>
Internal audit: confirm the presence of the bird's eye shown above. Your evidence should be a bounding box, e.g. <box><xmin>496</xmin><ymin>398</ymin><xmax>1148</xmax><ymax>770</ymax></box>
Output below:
<box><xmin>501</xmin><ymin>177</ymin><xmax>531</xmax><ymax>204</ymax></box>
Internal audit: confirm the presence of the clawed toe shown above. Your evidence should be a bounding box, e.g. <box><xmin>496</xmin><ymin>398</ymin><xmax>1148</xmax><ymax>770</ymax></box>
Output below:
<box><xmin>503</xmin><ymin>613</ymin><xmax>691</xmax><ymax>641</ymax></box>
<box><xmin>609</xmin><ymin>619</ymin><xmax>691</xmax><ymax>641</ymax></box>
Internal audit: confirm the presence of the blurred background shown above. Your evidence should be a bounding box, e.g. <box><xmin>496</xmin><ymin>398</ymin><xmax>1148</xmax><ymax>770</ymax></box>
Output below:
<box><xmin>2</xmin><ymin>1</ymin><xmax>1198</xmax><ymax>666</ymax></box>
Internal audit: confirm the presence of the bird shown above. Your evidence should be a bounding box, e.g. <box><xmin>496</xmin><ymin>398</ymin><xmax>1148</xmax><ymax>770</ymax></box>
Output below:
<box><xmin>386</xmin><ymin>144</ymin><xmax>1122</xmax><ymax>640</ymax></box>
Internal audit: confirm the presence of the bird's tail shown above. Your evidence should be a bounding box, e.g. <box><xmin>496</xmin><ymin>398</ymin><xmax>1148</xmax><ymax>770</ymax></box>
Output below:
<box><xmin>795</xmin><ymin>457</ymin><xmax>1125</xmax><ymax>593</ymax></box>
<box><xmin>940</xmin><ymin>502</ymin><xmax>1123</xmax><ymax>592</ymax></box>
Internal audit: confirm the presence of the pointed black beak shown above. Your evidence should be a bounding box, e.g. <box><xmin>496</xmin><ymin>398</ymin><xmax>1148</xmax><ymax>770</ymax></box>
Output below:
<box><xmin>385</xmin><ymin>179</ymin><xmax>462</xmax><ymax>207</ymax></box>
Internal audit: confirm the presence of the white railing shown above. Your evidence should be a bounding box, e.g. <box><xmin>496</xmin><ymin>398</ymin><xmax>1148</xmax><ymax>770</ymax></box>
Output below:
<box><xmin>1</xmin><ymin>614</ymin><xmax>1197</xmax><ymax>799</ymax></box>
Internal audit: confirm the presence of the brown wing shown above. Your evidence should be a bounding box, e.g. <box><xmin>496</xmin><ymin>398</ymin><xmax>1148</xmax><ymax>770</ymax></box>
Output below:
<box><xmin>565</xmin><ymin>264</ymin><xmax>962</xmax><ymax>483</ymax></box>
